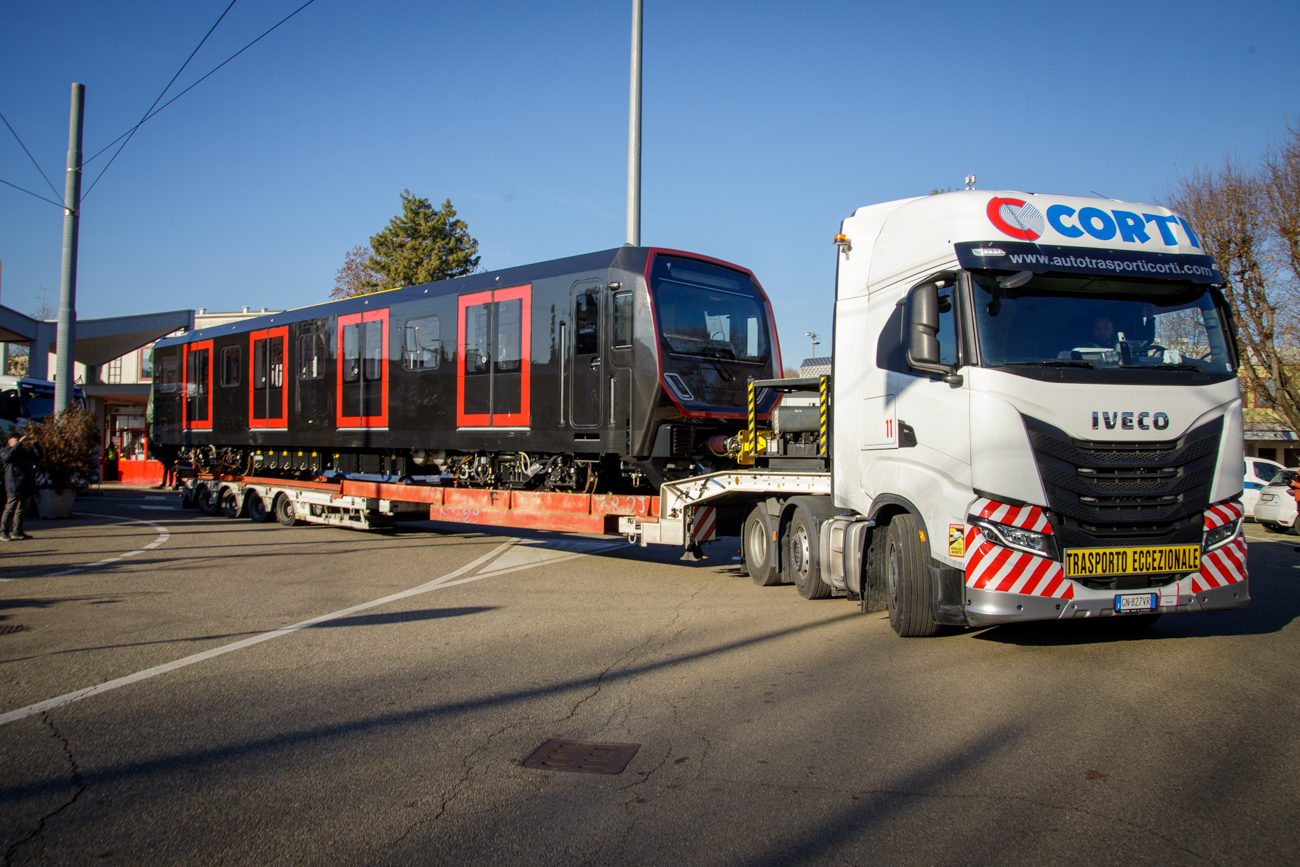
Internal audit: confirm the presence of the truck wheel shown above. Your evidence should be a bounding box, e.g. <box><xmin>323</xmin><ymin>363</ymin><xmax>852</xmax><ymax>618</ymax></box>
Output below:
<box><xmin>219</xmin><ymin>488</ymin><xmax>244</xmax><ymax>519</ymax></box>
<box><xmin>195</xmin><ymin>484</ymin><xmax>216</xmax><ymax>515</ymax></box>
<box><xmin>785</xmin><ymin>504</ymin><xmax>833</xmax><ymax>599</ymax></box>
<box><xmin>885</xmin><ymin>513</ymin><xmax>939</xmax><ymax>637</ymax></box>
<box><xmin>246</xmin><ymin>491</ymin><xmax>271</xmax><ymax>523</ymax></box>
<box><xmin>743</xmin><ymin>506</ymin><xmax>781</xmax><ymax>586</ymax></box>
<box><xmin>274</xmin><ymin>494</ymin><xmax>300</xmax><ymax>527</ymax></box>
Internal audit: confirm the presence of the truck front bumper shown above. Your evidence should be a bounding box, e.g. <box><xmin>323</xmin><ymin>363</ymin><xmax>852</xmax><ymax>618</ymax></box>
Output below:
<box><xmin>963</xmin><ymin>578</ymin><xmax>1250</xmax><ymax>628</ymax></box>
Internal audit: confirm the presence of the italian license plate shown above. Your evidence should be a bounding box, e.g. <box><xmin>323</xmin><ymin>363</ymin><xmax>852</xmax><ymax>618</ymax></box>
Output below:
<box><xmin>1063</xmin><ymin>545</ymin><xmax>1200</xmax><ymax>578</ymax></box>
<box><xmin>1115</xmin><ymin>593</ymin><xmax>1158</xmax><ymax>613</ymax></box>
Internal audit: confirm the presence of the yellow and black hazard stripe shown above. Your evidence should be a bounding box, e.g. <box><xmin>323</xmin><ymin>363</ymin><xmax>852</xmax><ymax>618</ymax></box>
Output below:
<box><xmin>818</xmin><ymin>375</ymin><xmax>829</xmax><ymax>455</ymax></box>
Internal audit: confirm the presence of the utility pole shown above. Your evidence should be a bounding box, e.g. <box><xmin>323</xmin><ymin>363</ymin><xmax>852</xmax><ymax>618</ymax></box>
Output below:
<box><xmin>55</xmin><ymin>83</ymin><xmax>84</xmax><ymax>412</ymax></box>
<box><xmin>805</xmin><ymin>332</ymin><xmax>820</xmax><ymax>358</ymax></box>
<box><xmin>625</xmin><ymin>0</ymin><xmax>643</xmax><ymax>247</ymax></box>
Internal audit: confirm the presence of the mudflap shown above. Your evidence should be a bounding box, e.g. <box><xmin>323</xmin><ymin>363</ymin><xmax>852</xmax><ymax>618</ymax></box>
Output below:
<box><xmin>929</xmin><ymin>563</ymin><xmax>967</xmax><ymax>626</ymax></box>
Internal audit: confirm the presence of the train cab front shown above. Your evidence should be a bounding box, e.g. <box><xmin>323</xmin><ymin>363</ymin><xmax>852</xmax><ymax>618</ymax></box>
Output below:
<box><xmin>642</xmin><ymin>251</ymin><xmax>782</xmax><ymax>481</ymax></box>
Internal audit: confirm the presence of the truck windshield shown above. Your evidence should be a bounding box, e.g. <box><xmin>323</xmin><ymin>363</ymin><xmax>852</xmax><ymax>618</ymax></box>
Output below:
<box><xmin>649</xmin><ymin>257</ymin><xmax>772</xmax><ymax>365</ymax></box>
<box><xmin>970</xmin><ymin>273</ymin><xmax>1235</xmax><ymax>374</ymax></box>
<box><xmin>20</xmin><ymin>386</ymin><xmax>55</xmax><ymax>420</ymax></box>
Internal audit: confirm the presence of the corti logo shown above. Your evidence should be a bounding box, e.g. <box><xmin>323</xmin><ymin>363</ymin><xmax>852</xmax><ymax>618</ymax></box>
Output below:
<box><xmin>987</xmin><ymin>197</ymin><xmax>1046</xmax><ymax>241</ymax></box>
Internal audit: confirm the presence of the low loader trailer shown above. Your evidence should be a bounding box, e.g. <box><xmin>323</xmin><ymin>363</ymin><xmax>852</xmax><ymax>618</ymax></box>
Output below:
<box><xmin>184</xmin><ymin>190</ymin><xmax>1251</xmax><ymax>636</ymax></box>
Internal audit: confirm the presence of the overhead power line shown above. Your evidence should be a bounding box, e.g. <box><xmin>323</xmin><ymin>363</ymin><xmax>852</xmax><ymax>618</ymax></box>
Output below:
<box><xmin>81</xmin><ymin>0</ymin><xmax>319</xmax><ymax>198</ymax></box>
<box><xmin>82</xmin><ymin>0</ymin><xmax>240</xmax><ymax>199</ymax></box>
<box><xmin>0</xmin><ymin>176</ymin><xmax>64</xmax><ymax>208</ymax></box>
<box><xmin>0</xmin><ymin>108</ymin><xmax>63</xmax><ymax>201</ymax></box>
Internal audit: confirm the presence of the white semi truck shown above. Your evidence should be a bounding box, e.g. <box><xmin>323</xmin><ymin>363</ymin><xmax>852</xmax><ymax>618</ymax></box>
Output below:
<box><xmin>188</xmin><ymin>190</ymin><xmax>1249</xmax><ymax>637</ymax></box>
<box><xmin>628</xmin><ymin>190</ymin><xmax>1249</xmax><ymax>635</ymax></box>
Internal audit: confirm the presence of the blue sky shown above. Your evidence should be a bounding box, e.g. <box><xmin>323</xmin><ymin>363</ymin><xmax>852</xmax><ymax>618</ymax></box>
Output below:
<box><xmin>1</xmin><ymin>0</ymin><xmax>1296</xmax><ymax>364</ymax></box>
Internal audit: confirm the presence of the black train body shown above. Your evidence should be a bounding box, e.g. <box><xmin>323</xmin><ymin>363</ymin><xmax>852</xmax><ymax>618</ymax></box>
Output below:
<box><xmin>150</xmin><ymin>246</ymin><xmax>782</xmax><ymax>491</ymax></box>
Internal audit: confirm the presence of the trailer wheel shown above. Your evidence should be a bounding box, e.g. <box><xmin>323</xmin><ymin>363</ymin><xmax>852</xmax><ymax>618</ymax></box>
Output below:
<box><xmin>219</xmin><ymin>488</ymin><xmax>244</xmax><ymax>519</ymax></box>
<box><xmin>195</xmin><ymin>484</ymin><xmax>216</xmax><ymax>516</ymax></box>
<box><xmin>885</xmin><ymin>513</ymin><xmax>938</xmax><ymax>637</ymax></box>
<box><xmin>743</xmin><ymin>506</ymin><xmax>781</xmax><ymax>586</ymax></box>
<box><xmin>274</xmin><ymin>494</ymin><xmax>300</xmax><ymax>527</ymax></box>
<box><xmin>785</xmin><ymin>504</ymin><xmax>833</xmax><ymax>599</ymax></box>
<box><xmin>246</xmin><ymin>491</ymin><xmax>271</xmax><ymax>523</ymax></box>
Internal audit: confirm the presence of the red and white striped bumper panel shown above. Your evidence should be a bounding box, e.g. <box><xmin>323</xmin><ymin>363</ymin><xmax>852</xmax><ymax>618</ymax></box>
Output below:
<box><xmin>965</xmin><ymin>498</ymin><xmax>1072</xmax><ymax>599</ymax></box>
<box><xmin>1193</xmin><ymin>500</ymin><xmax>1246</xmax><ymax>593</ymax></box>
<box><xmin>690</xmin><ymin>506</ymin><xmax>717</xmax><ymax>544</ymax></box>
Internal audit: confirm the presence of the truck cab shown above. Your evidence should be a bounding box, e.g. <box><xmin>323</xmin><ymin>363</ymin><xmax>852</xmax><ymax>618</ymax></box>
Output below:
<box><xmin>832</xmin><ymin>191</ymin><xmax>1247</xmax><ymax>633</ymax></box>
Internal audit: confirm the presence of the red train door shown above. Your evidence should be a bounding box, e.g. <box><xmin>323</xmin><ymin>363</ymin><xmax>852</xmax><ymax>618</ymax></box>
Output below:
<box><xmin>182</xmin><ymin>340</ymin><xmax>213</xmax><ymax>431</ymax></box>
<box><xmin>457</xmin><ymin>285</ymin><xmax>531</xmax><ymax>427</ymax></box>
<box><xmin>337</xmin><ymin>309</ymin><xmax>389</xmax><ymax>428</ymax></box>
<box><xmin>249</xmin><ymin>326</ymin><xmax>289</xmax><ymax>429</ymax></box>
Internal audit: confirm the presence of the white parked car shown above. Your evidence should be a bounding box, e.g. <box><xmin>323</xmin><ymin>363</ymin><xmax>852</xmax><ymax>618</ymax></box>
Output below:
<box><xmin>1244</xmin><ymin>458</ymin><xmax>1287</xmax><ymax>518</ymax></box>
<box><xmin>1254</xmin><ymin>471</ymin><xmax>1298</xmax><ymax>534</ymax></box>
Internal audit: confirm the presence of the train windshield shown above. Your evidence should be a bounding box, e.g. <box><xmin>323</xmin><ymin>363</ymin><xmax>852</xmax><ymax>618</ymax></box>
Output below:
<box><xmin>969</xmin><ymin>273</ymin><xmax>1236</xmax><ymax>376</ymax></box>
<box><xmin>649</xmin><ymin>257</ymin><xmax>772</xmax><ymax>365</ymax></box>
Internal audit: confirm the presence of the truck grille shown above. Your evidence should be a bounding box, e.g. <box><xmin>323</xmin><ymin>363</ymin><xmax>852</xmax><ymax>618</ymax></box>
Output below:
<box><xmin>1023</xmin><ymin>415</ymin><xmax>1222</xmax><ymax>551</ymax></box>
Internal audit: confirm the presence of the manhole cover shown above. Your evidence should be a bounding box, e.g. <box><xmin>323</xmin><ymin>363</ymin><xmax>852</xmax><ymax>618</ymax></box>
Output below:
<box><xmin>522</xmin><ymin>739</ymin><xmax>640</xmax><ymax>775</ymax></box>
<box><xmin>0</xmin><ymin>624</ymin><xmax>27</xmax><ymax>635</ymax></box>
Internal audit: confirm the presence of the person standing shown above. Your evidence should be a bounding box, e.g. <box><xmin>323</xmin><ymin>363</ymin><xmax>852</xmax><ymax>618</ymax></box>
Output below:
<box><xmin>1</xmin><ymin>434</ymin><xmax>37</xmax><ymax>541</ymax></box>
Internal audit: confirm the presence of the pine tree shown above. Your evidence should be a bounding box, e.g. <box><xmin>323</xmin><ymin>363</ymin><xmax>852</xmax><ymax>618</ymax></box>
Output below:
<box><xmin>367</xmin><ymin>191</ymin><xmax>480</xmax><ymax>291</ymax></box>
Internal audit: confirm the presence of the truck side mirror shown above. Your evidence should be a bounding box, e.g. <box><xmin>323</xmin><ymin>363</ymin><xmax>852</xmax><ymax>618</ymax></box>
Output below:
<box><xmin>904</xmin><ymin>283</ymin><xmax>962</xmax><ymax>385</ymax></box>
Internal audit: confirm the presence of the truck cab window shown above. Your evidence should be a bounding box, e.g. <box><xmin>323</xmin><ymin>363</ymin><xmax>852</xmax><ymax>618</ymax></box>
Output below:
<box><xmin>937</xmin><ymin>285</ymin><xmax>958</xmax><ymax>368</ymax></box>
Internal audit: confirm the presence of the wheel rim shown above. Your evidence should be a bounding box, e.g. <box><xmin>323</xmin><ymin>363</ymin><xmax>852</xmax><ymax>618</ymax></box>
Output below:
<box><xmin>791</xmin><ymin>524</ymin><xmax>810</xmax><ymax>580</ymax></box>
<box><xmin>887</xmin><ymin>545</ymin><xmax>900</xmax><ymax>610</ymax></box>
<box><xmin>747</xmin><ymin>521</ymin><xmax>766</xmax><ymax>567</ymax></box>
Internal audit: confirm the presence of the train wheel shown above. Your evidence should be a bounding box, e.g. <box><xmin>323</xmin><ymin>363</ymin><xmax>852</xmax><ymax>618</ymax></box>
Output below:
<box><xmin>274</xmin><ymin>494</ymin><xmax>300</xmax><ymax>527</ymax></box>
<box><xmin>744</xmin><ymin>506</ymin><xmax>782</xmax><ymax>586</ymax></box>
<box><xmin>885</xmin><ymin>513</ymin><xmax>939</xmax><ymax>637</ymax></box>
<box><xmin>246</xmin><ymin>491</ymin><xmax>271</xmax><ymax>523</ymax></box>
<box><xmin>195</xmin><ymin>484</ymin><xmax>216</xmax><ymax>516</ymax></box>
<box><xmin>785</xmin><ymin>505</ymin><xmax>833</xmax><ymax>599</ymax></box>
<box><xmin>219</xmin><ymin>488</ymin><xmax>243</xmax><ymax>519</ymax></box>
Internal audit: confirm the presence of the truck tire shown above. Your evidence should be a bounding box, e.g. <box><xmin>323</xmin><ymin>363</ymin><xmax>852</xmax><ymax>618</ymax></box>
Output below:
<box><xmin>195</xmin><ymin>484</ymin><xmax>216</xmax><ymax>516</ymax></box>
<box><xmin>246</xmin><ymin>491</ymin><xmax>271</xmax><ymax>523</ymax></box>
<box><xmin>885</xmin><ymin>513</ymin><xmax>939</xmax><ymax>637</ymax></box>
<box><xmin>274</xmin><ymin>493</ymin><xmax>300</xmax><ymax>527</ymax></box>
<box><xmin>743</xmin><ymin>506</ymin><xmax>782</xmax><ymax>586</ymax></box>
<box><xmin>784</xmin><ymin>502</ymin><xmax>834</xmax><ymax>599</ymax></box>
<box><xmin>219</xmin><ymin>488</ymin><xmax>244</xmax><ymax>519</ymax></box>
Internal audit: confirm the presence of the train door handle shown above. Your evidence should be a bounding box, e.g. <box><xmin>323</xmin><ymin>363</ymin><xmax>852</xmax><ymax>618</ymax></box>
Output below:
<box><xmin>590</xmin><ymin>358</ymin><xmax>601</xmax><ymax>368</ymax></box>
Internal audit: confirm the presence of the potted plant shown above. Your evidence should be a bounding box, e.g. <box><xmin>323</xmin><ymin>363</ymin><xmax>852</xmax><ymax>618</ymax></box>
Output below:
<box><xmin>27</xmin><ymin>404</ymin><xmax>98</xmax><ymax>519</ymax></box>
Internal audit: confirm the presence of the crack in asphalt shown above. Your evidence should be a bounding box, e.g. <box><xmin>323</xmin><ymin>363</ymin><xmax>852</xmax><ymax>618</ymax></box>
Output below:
<box><xmin>3</xmin><ymin>714</ymin><xmax>86</xmax><ymax>867</ymax></box>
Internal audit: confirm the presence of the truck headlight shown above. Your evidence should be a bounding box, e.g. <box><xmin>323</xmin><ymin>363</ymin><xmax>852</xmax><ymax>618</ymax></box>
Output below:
<box><xmin>1203</xmin><ymin>519</ymin><xmax>1240</xmax><ymax>552</ymax></box>
<box><xmin>969</xmin><ymin>517</ymin><xmax>1058</xmax><ymax>560</ymax></box>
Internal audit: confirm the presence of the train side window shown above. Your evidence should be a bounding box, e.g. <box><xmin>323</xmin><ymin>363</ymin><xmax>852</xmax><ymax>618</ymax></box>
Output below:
<box><xmin>158</xmin><ymin>358</ymin><xmax>179</xmax><ymax>393</ymax></box>
<box><xmin>403</xmin><ymin>315</ymin><xmax>440</xmax><ymax>370</ymax></box>
<box><xmin>299</xmin><ymin>333</ymin><xmax>326</xmax><ymax>379</ymax></box>
<box><xmin>575</xmin><ymin>292</ymin><xmax>600</xmax><ymax>356</ymax></box>
<box><xmin>220</xmin><ymin>346</ymin><xmax>241</xmax><ymax>387</ymax></box>
<box><xmin>613</xmin><ymin>291</ymin><xmax>633</xmax><ymax>348</ymax></box>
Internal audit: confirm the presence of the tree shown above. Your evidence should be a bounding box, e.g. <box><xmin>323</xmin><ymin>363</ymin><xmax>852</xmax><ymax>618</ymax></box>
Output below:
<box><xmin>1165</xmin><ymin>122</ymin><xmax>1300</xmax><ymax>435</ymax></box>
<box><xmin>331</xmin><ymin>245</ymin><xmax>381</xmax><ymax>299</ymax></box>
<box><xmin>331</xmin><ymin>192</ymin><xmax>481</xmax><ymax>299</ymax></box>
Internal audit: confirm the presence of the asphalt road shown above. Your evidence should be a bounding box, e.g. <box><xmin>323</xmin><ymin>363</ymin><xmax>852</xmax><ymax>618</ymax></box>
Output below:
<box><xmin>1</xmin><ymin>490</ymin><xmax>1297</xmax><ymax>866</ymax></box>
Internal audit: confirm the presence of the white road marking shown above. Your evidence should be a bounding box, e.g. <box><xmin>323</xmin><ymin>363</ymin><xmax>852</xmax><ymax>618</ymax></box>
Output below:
<box><xmin>38</xmin><ymin>514</ymin><xmax>172</xmax><ymax>578</ymax></box>
<box><xmin>0</xmin><ymin>533</ymin><xmax>629</xmax><ymax>726</ymax></box>
<box><xmin>0</xmin><ymin>537</ymin><xmax>518</xmax><ymax>727</ymax></box>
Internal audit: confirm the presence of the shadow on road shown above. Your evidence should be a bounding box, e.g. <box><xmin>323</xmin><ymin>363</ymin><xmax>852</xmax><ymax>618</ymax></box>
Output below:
<box><xmin>309</xmin><ymin>606</ymin><xmax>495</xmax><ymax>628</ymax></box>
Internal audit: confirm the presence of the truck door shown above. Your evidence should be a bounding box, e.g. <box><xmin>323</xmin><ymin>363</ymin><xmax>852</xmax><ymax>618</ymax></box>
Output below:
<box><xmin>570</xmin><ymin>282</ymin><xmax>603</xmax><ymax>428</ymax></box>
<box><xmin>896</xmin><ymin>280</ymin><xmax>971</xmax><ymax>482</ymax></box>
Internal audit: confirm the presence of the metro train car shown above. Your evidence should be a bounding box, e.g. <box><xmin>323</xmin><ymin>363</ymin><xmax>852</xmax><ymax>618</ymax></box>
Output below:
<box><xmin>150</xmin><ymin>246</ymin><xmax>783</xmax><ymax>491</ymax></box>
